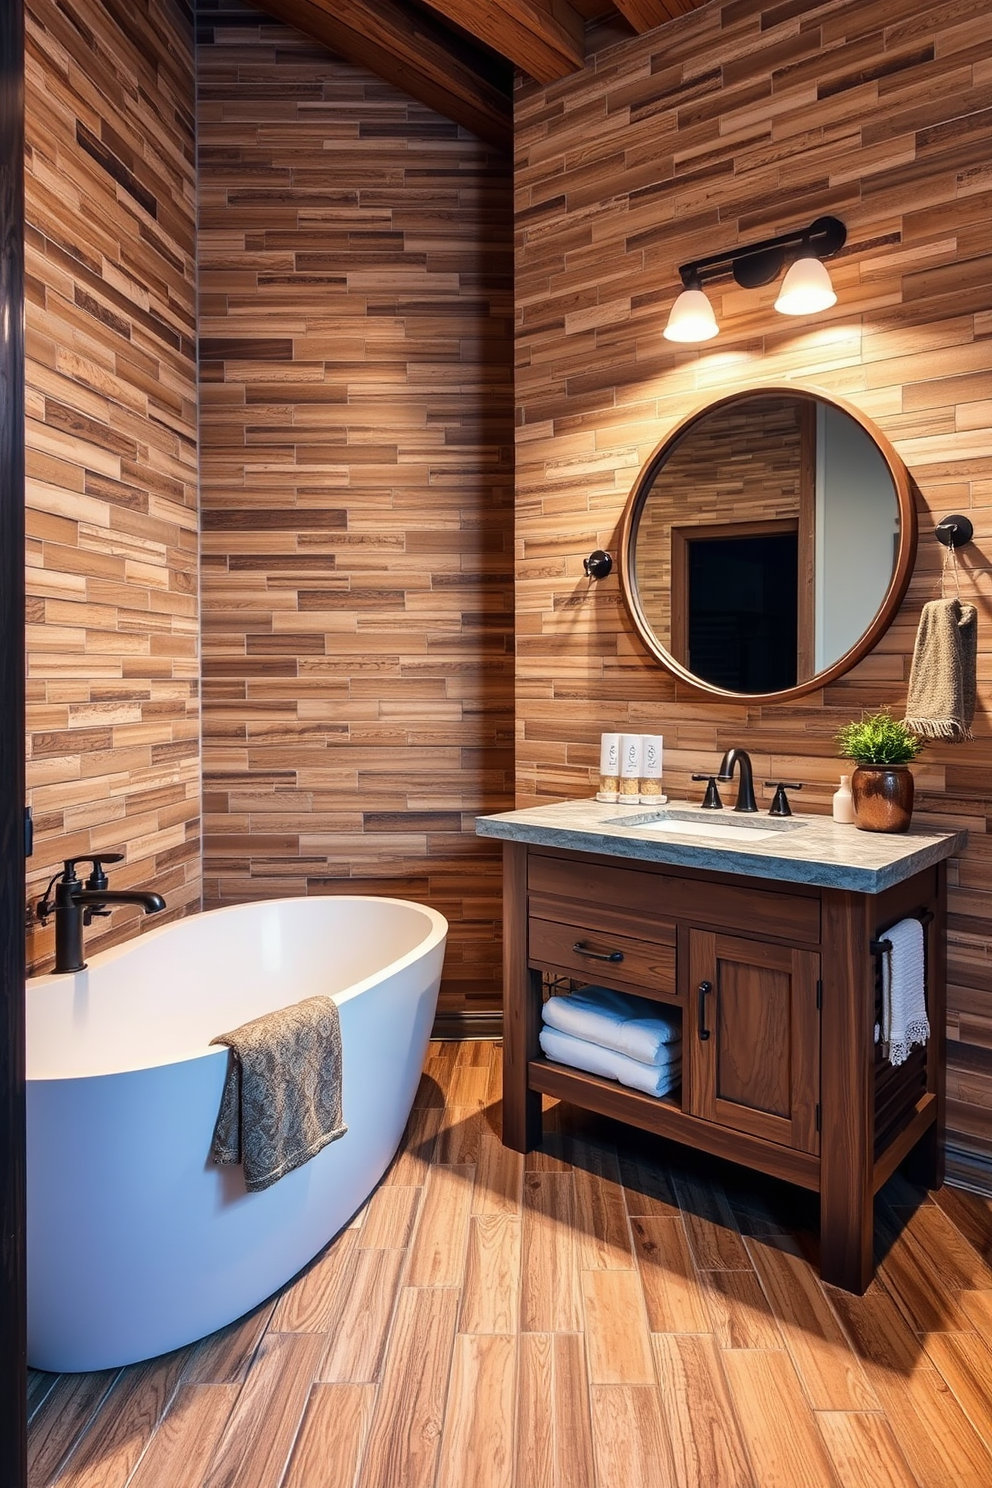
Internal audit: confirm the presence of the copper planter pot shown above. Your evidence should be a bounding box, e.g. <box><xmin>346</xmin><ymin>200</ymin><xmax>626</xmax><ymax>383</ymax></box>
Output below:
<box><xmin>851</xmin><ymin>764</ymin><xmax>914</xmax><ymax>833</ymax></box>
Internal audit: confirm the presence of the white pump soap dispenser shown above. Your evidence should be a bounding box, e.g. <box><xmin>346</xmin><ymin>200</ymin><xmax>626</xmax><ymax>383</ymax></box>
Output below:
<box><xmin>833</xmin><ymin>774</ymin><xmax>855</xmax><ymax>824</ymax></box>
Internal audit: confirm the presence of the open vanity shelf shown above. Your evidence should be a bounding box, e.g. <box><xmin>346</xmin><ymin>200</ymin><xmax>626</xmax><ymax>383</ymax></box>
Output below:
<box><xmin>479</xmin><ymin>801</ymin><xmax>966</xmax><ymax>1294</ymax></box>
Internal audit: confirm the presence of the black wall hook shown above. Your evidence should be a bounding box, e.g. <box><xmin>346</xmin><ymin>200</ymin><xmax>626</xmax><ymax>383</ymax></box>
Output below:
<box><xmin>935</xmin><ymin>515</ymin><xmax>973</xmax><ymax>549</ymax></box>
<box><xmin>583</xmin><ymin>550</ymin><xmax>613</xmax><ymax>580</ymax></box>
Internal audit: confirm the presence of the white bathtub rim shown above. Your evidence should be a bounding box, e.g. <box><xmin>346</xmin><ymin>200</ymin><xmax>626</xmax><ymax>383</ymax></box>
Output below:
<box><xmin>27</xmin><ymin>895</ymin><xmax>448</xmax><ymax>1081</ymax></box>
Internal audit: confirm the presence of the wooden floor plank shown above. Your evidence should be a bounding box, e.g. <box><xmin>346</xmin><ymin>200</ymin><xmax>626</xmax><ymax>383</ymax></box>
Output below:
<box><xmin>631</xmin><ymin>1217</ymin><xmax>711</xmax><ymax>1334</ymax></box>
<box><xmin>652</xmin><ymin>1333</ymin><xmax>755</xmax><ymax>1488</ymax></box>
<box><xmin>703</xmin><ymin>1267</ymin><xmax>783</xmax><ymax>1350</ymax></box>
<box><xmin>589</xmin><ymin>1385</ymin><xmax>676</xmax><ymax>1488</ymax></box>
<box><xmin>552</xmin><ymin>1334</ymin><xmax>595</xmax><ymax>1488</ymax></box>
<box><xmin>618</xmin><ymin>1150</ymin><xmax>682</xmax><ymax>1219</ymax></box>
<box><xmin>127</xmin><ymin>1385</ymin><xmax>240</xmax><ymax>1488</ymax></box>
<box><xmin>435</xmin><ymin>1103</ymin><xmax>483</xmax><ymax>1164</ymax></box>
<box><xmin>957</xmin><ymin>1288</ymin><xmax>992</xmax><ymax>1346</ymax></box>
<box><xmin>923</xmin><ymin>1331</ymin><xmax>992</xmax><ymax>1454</ymax></box>
<box><xmin>570</xmin><ymin>1139</ymin><xmax>634</xmax><ymax>1269</ymax></box>
<box><xmin>356</xmin><ymin>1184</ymin><xmax>421</xmax><ymax>1250</ymax></box>
<box><xmin>317</xmin><ymin>1248</ymin><xmax>406</xmax><ymax>1383</ymax></box>
<box><xmin>181</xmin><ymin>1301</ymin><xmax>277</xmax><ymax>1386</ymax></box>
<box><xmin>815</xmin><ymin>1411</ymin><xmax>919</xmax><ymax>1488</ymax></box>
<box><xmin>282</xmin><ymin>1384</ymin><xmax>376</xmax><ymax>1488</ymax></box>
<box><xmin>582</xmin><ymin>1269</ymin><xmax>655</xmax><ymax>1384</ymax></box>
<box><xmin>873</xmin><ymin>1365</ymin><xmax>992</xmax><ymax>1488</ymax></box>
<box><xmin>27</xmin><ymin>1370</ymin><xmax>120</xmax><ymax>1488</ymax></box>
<box><xmin>745</xmin><ymin>1238</ymin><xmax>879</xmax><ymax>1410</ymax></box>
<box><xmin>357</xmin><ymin>1287</ymin><xmax>460</xmax><ymax>1488</ymax></box>
<box><xmin>521</xmin><ymin>1171</ymin><xmax>581</xmax><ymax>1332</ymax></box>
<box><xmin>201</xmin><ymin>1333</ymin><xmax>324</xmax><ymax>1488</ymax></box>
<box><xmin>460</xmin><ymin>1214</ymin><xmax>521</xmax><ymax>1334</ymax></box>
<box><xmin>405</xmin><ymin>1163</ymin><xmax>475</xmax><ymax>1288</ymax></box>
<box><xmin>384</xmin><ymin>1104</ymin><xmax>442</xmax><ymax>1187</ymax></box>
<box><xmin>670</xmin><ymin>1170</ymin><xmax>753</xmax><ymax>1271</ymax></box>
<box><xmin>269</xmin><ymin>1228</ymin><xmax>357</xmax><ymax>1333</ymax></box>
<box><xmin>721</xmin><ymin>1349</ymin><xmax>842</xmax><ymax>1488</ymax></box>
<box><xmin>474</xmin><ymin>1121</ymin><xmax>524</xmax><ymax>1216</ymax></box>
<box><xmin>874</xmin><ymin>1206</ymin><xmax>971</xmax><ymax>1334</ymax></box>
<box><xmin>888</xmin><ymin>1201</ymin><xmax>992</xmax><ymax>1289</ymax></box>
<box><xmin>514</xmin><ymin>1334</ymin><xmax>554</xmax><ymax>1488</ymax></box>
<box><xmin>435</xmin><ymin>1334</ymin><xmax>516</xmax><ymax>1488</ymax></box>
<box><xmin>932</xmin><ymin>1186</ymin><xmax>992</xmax><ymax>1266</ymax></box>
<box><xmin>53</xmin><ymin>1352</ymin><xmax>188</xmax><ymax>1488</ymax></box>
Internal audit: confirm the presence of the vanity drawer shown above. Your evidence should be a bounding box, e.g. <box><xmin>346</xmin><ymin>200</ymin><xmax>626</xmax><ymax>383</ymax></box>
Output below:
<box><xmin>528</xmin><ymin>850</ymin><xmax>820</xmax><ymax>946</ymax></box>
<box><xmin>529</xmin><ymin>915</ymin><xmax>678</xmax><ymax>1002</ymax></box>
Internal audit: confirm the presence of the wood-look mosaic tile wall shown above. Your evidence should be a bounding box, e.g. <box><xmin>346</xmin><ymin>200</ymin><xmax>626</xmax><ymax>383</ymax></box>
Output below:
<box><xmin>196</xmin><ymin>7</ymin><xmax>515</xmax><ymax>1021</ymax></box>
<box><xmin>514</xmin><ymin>0</ymin><xmax>992</xmax><ymax>1183</ymax></box>
<box><xmin>25</xmin><ymin>0</ymin><xmax>201</xmax><ymax>973</ymax></box>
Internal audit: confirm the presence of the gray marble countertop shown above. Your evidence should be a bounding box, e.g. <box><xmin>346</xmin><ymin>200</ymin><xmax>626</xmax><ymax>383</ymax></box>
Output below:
<box><xmin>476</xmin><ymin>798</ymin><xmax>967</xmax><ymax>893</ymax></box>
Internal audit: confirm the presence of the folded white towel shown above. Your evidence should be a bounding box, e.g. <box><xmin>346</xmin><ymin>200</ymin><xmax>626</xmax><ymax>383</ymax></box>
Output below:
<box><xmin>539</xmin><ymin>1025</ymin><xmax>681</xmax><ymax>1098</ymax></box>
<box><xmin>881</xmin><ymin>918</ymin><xmax>928</xmax><ymax>1067</ymax></box>
<box><xmin>542</xmin><ymin>985</ymin><xmax>681</xmax><ymax>1065</ymax></box>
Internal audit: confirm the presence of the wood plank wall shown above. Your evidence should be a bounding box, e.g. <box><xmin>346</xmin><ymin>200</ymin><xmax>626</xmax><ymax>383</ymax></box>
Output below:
<box><xmin>196</xmin><ymin>4</ymin><xmax>515</xmax><ymax>1022</ymax></box>
<box><xmin>24</xmin><ymin>0</ymin><xmax>201</xmax><ymax>973</ymax></box>
<box><xmin>513</xmin><ymin>0</ymin><xmax>992</xmax><ymax>1184</ymax></box>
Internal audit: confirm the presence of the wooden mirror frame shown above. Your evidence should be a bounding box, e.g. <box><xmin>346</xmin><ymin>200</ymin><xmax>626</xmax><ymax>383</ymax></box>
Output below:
<box><xmin>618</xmin><ymin>385</ymin><xmax>917</xmax><ymax>705</ymax></box>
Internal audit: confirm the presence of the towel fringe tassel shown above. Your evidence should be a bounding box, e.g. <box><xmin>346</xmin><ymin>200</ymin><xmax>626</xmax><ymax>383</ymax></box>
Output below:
<box><xmin>903</xmin><ymin>715</ymin><xmax>973</xmax><ymax>741</ymax></box>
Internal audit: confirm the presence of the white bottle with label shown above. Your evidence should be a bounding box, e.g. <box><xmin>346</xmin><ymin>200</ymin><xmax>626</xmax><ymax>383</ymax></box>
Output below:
<box><xmin>832</xmin><ymin>774</ymin><xmax>855</xmax><ymax>824</ymax></box>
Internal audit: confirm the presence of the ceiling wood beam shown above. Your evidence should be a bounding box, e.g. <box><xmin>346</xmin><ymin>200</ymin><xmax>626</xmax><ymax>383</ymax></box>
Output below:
<box><xmin>417</xmin><ymin>0</ymin><xmax>586</xmax><ymax>83</ymax></box>
<box><xmin>251</xmin><ymin>0</ymin><xmax>512</xmax><ymax>150</ymax></box>
<box><xmin>612</xmin><ymin>0</ymin><xmax>696</xmax><ymax>30</ymax></box>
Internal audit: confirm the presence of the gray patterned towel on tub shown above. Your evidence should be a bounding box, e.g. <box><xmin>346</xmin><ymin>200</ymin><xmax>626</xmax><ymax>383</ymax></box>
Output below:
<box><xmin>210</xmin><ymin>995</ymin><xmax>347</xmax><ymax>1192</ymax></box>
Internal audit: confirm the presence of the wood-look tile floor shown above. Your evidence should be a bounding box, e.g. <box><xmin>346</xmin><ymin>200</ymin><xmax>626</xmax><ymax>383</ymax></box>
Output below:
<box><xmin>28</xmin><ymin>1040</ymin><xmax>992</xmax><ymax>1488</ymax></box>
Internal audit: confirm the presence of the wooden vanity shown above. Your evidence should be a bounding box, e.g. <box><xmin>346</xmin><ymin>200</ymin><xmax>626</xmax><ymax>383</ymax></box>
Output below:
<box><xmin>477</xmin><ymin>801</ymin><xmax>965</xmax><ymax>1294</ymax></box>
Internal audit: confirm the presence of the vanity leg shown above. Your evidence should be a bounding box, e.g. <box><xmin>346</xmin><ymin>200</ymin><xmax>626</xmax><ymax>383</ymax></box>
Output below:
<box><xmin>502</xmin><ymin>842</ymin><xmax>542</xmax><ymax>1153</ymax></box>
<box><xmin>819</xmin><ymin>890</ymin><xmax>875</xmax><ymax>1294</ymax></box>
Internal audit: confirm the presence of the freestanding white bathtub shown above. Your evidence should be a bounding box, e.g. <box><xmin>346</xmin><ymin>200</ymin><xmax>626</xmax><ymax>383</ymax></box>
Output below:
<box><xmin>26</xmin><ymin>895</ymin><xmax>447</xmax><ymax>1372</ymax></box>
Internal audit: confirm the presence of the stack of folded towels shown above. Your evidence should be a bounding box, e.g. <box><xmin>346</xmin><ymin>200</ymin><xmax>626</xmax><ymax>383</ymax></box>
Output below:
<box><xmin>539</xmin><ymin>984</ymin><xmax>681</xmax><ymax>1098</ymax></box>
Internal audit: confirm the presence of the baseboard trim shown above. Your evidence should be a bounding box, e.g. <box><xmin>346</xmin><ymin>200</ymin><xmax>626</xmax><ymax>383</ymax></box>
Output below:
<box><xmin>431</xmin><ymin>1010</ymin><xmax>504</xmax><ymax>1041</ymax></box>
<box><xmin>945</xmin><ymin>1143</ymin><xmax>992</xmax><ymax>1199</ymax></box>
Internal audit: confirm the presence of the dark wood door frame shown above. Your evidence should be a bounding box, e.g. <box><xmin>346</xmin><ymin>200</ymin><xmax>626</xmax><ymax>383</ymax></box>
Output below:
<box><xmin>0</xmin><ymin>0</ymin><xmax>26</xmax><ymax>1480</ymax></box>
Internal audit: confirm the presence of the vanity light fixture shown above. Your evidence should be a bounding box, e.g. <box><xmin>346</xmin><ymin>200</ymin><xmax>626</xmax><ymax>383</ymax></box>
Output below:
<box><xmin>663</xmin><ymin>215</ymin><xmax>847</xmax><ymax>343</ymax></box>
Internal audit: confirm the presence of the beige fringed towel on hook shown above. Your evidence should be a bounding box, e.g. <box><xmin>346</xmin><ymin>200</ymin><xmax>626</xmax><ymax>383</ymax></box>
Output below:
<box><xmin>904</xmin><ymin>597</ymin><xmax>978</xmax><ymax>741</ymax></box>
<box><xmin>210</xmin><ymin>995</ymin><xmax>347</xmax><ymax>1192</ymax></box>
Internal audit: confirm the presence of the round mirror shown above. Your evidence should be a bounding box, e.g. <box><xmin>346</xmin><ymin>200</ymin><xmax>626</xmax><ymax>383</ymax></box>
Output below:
<box><xmin>619</xmin><ymin>387</ymin><xmax>916</xmax><ymax>703</ymax></box>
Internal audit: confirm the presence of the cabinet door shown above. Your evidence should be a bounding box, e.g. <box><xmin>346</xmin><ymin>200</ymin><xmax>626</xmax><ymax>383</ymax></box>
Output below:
<box><xmin>687</xmin><ymin>929</ymin><xmax>820</xmax><ymax>1153</ymax></box>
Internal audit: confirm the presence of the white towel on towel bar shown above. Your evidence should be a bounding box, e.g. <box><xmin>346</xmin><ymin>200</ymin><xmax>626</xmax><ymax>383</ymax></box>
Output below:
<box><xmin>539</xmin><ymin>1025</ymin><xmax>681</xmax><ymax>1098</ymax></box>
<box><xmin>542</xmin><ymin>985</ymin><xmax>681</xmax><ymax>1065</ymax></box>
<box><xmin>881</xmin><ymin>917</ymin><xmax>928</xmax><ymax>1067</ymax></box>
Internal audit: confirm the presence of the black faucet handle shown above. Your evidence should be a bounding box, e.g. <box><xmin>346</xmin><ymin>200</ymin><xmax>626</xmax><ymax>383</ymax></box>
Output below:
<box><xmin>765</xmin><ymin>781</ymin><xmax>803</xmax><ymax>817</ymax></box>
<box><xmin>691</xmin><ymin>774</ymin><xmax>724</xmax><ymax>810</ymax></box>
<box><xmin>61</xmin><ymin>852</ymin><xmax>125</xmax><ymax>885</ymax></box>
<box><xmin>84</xmin><ymin>853</ymin><xmax>125</xmax><ymax>891</ymax></box>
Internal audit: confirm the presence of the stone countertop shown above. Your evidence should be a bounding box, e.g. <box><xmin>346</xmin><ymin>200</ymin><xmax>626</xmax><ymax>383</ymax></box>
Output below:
<box><xmin>475</xmin><ymin>798</ymin><xmax>967</xmax><ymax>894</ymax></box>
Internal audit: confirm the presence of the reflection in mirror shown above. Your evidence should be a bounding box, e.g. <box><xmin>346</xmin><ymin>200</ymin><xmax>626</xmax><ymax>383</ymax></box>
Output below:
<box><xmin>626</xmin><ymin>391</ymin><xmax>904</xmax><ymax>699</ymax></box>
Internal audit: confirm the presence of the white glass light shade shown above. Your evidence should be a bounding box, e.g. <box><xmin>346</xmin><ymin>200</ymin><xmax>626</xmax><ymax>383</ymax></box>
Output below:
<box><xmin>663</xmin><ymin>288</ymin><xmax>719</xmax><ymax>343</ymax></box>
<box><xmin>774</xmin><ymin>255</ymin><xmax>837</xmax><ymax>316</ymax></box>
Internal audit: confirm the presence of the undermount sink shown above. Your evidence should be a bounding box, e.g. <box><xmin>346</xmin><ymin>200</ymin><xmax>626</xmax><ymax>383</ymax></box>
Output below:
<box><xmin>605</xmin><ymin>808</ymin><xmax>804</xmax><ymax>843</ymax></box>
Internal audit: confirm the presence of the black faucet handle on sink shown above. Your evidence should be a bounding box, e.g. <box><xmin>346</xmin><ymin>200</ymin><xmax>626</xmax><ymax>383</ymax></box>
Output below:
<box><xmin>765</xmin><ymin>782</ymin><xmax>803</xmax><ymax>817</ymax></box>
<box><xmin>691</xmin><ymin>774</ymin><xmax>724</xmax><ymax>810</ymax></box>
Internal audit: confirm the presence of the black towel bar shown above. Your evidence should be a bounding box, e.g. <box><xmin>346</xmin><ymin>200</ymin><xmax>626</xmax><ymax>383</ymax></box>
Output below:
<box><xmin>870</xmin><ymin>908</ymin><xmax>934</xmax><ymax>957</ymax></box>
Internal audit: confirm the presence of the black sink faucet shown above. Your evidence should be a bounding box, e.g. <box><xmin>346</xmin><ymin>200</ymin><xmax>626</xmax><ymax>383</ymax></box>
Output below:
<box><xmin>716</xmin><ymin>748</ymin><xmax>758</xmax><ymax>813</ymax></box>
<box><xmin>37</xmin><ymin>855</ymin><xmax>166</xmax><ymax>973</ymax></box>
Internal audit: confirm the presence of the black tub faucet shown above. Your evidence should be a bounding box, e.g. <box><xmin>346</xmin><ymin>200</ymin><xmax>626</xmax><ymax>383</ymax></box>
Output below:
<box><xmin>36</xmin><ymin>855</ymin><xmax>166</xmax><ymax>973</ymax></box>
<box><xmin>716</xmin><ymin>748</ymin><xmax>758</xmax><ymax>813</ymax></box>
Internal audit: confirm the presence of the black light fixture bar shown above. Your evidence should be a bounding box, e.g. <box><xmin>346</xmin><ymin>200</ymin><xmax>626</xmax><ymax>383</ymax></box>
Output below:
<box><xmin>679</xmin><ymin>215</ymin><xmax>847</xmax><ymax>292</ymax></box>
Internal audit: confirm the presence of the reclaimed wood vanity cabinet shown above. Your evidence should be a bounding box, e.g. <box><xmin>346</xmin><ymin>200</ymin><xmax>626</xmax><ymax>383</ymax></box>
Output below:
<box><xmin>479</xmin><ymin>803</ymin><xmax>965</xmax><ymax>1295</ymax></box>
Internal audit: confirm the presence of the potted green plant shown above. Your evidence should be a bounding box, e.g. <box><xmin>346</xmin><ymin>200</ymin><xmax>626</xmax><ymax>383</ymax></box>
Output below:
<box><xmin>836</xmin><ymin>710</ymin><xmax>925</xmax><ymax>833</ymax></box>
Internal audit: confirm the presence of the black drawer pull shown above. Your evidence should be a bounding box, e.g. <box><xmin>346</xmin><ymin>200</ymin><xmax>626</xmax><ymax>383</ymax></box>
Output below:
<box><xmin>572</xmin><ymin>941</ymin><xmax>624</xmax><ymax>964</ymax></box>
<box><xmin>698</xmin><ymin>980</ymin><xmax>712</xmax><ymax>1041</ymax></box>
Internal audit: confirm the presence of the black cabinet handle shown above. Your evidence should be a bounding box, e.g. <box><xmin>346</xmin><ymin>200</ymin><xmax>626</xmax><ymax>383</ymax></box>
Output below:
<box><xmin>572</xmin><ymin>941</ymin><xmax>624</xmax><ymax>964</ymax></box>
<box><xmin>697</xmin><ymin>980</ymin><xmax>712</xmax><ymax>1041</ymax></box>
